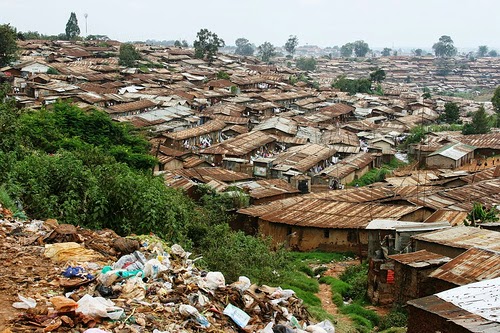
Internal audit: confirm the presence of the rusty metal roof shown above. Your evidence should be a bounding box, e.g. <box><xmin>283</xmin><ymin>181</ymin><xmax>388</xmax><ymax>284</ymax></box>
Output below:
<box><xmin>424</xmin><ymin>209</ymin><xmax>467</xmax><ymax>226</ymax></box>
<box><xmin>237</xmin><ymin>179</ymin><xmax>300</xmax><ymax>199</ymax></box>
<box><xmin>412</xmin><ymin>226</ymin><xmax>500</xmax><ymax>252</ymax></box>
<box><xmin>258</xmin><ymin>200</ymin><xmax>423</xmax><ymax>229</ymax></box>
<box><xmin>271</xmin><ymin>144</ymin><xmax>336</xmax><ymax>173</ymax></box>
<box><xmin>408</xmin><ymin>295</ymin><xmax>500</xmax><ymax>332</ymax></box>
<box><xmin>200</xmin><ymin>131</ymin><xmax>276</xmax><ymax>157</ymax></box>
<box><xmin>108</xmin><ymin>99</ymin><xmax>157</xmax><ymax>113</ymax></box>
<box><xmin>389</xmin><ymin>250</ymin><xmax>450</xmax><ymax>268</ymax></box>
<box><xmin>430</xmin><ymin>248</ymin><xmax>500</xmax><ymax>286</ymax></box>
<box><xmin>164</xmin><ymin>120</ymin><xmax>226</xmax><ymax>140</ymax></box>
<box><xmin>172</xmin><ymin>167</ymin><xmax>251</xmax><ymax>183</ymax></box>
<box><xmin>237</xmin><ymin>197</ymin><xmax>306</xmax><ymax>217</ymax></box>
<box><xmin>458</xmin><ymin>132</ymin><xmax>500</xmax><ymax>149</ymax></box>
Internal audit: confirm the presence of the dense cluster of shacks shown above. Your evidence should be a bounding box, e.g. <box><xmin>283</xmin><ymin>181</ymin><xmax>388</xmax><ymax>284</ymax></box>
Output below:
<box><xmin>2</xmin><ymin>39</ymin><xmax>500</xmax><ymax>332</ymax></box>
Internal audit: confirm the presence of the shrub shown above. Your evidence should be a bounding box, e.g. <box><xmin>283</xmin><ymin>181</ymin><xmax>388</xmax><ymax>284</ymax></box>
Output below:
<box><xmin>313</xmin><ymin>266</ymin><xmax>328</xmax><ymax>276</ymax></box>
<box><xmin>332</xmin><ymin>292</ymin><xmax>344</xmax><ymax>308</ymax></box>
<box><xmin>281</xmin><ymin>285</ymin><xmax>321</xmax><ymax>307</ymax></box>
<box><xmin>349</xmin><ymin>314</ymin><xmax>372</xmax><ymax>332</ymax></box>
<box><xmin>379</xmin><ymin>308</ymin><xmax>408</xmax><ymax>330</ymax></box>
<box><xmin>320</xmin><ymin>276</ymin><xmax>352</xmax><ymax>297</ymax></box>
<box><xmin>339</xmin><ymin>263</ymin><xmax>368</xmax><ymax>301</ymax></box>
<box><xmin>340</xmin><ymin>304</ymin><xmax>379</xmax><ymax>326</ymax></box>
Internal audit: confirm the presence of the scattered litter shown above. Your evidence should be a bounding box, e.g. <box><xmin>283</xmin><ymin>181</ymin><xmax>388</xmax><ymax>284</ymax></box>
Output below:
<box><xmin>12</xmin><ymin>294</ymin><xmax>36</xmax><ymax>309</ymax></box>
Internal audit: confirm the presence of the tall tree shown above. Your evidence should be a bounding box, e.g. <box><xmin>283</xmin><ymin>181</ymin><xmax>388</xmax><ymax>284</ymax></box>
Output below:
<box><xmin>432</xmin><ymin>35</ymin><xmax>457</xmax><ymax>58</ymax></box>
<box><xmin>193</xmin><ymin>29</ymin><xmax>225</xmax><ymax>63</ymax></box>
<box><xmin>381</xmin><ymin>48</ymin><xmax>391</xmax><ymax>56</ymax></box>
<box><xmin>296</xmin><ymin>57</ymin><xmax>317</xmax><ymax>71</ymax></box>
<box><xmin>284</xmin><ymin>35</ymin><xmax>299</xmax><ymax>56</ymax></box>
<box><xmin>235</xmin><ymin>38</ymin><xmax>254</xmax><ymax>56</ymax></box>
<box><xmin>413</xmin><ymin>48</ymin><xmax>423</xmax><ymax>56</ymax></box>
<box><xmin>65</xmin><ymin>12</ymin><xmax>80</xmax><ymax>40</ymax></box>
<box><xmin>462</xmin><ymin>106</ymin><xmax>490</xmax><ymax>135</ymax></box>
<box><xmin>439</xmin><ymin>102</ymin><xmax>460</xmax><ymax>124</ymax></box>
<box><xmin>258</xmin><ymin>42</ymin><xmax>276</xmax><ymax>63</ymax></box>
<box><xmin>489</xmin><ymin>50</ymin><xmax>498</xmax><ymax>57</ymax></box>
<box><xmin>0</xmin><ymin>24</ymin><xmax>18</xmax><ymax>66</ymax></box>
<box><xmin>353</xmin><ymin>40</ymin><xmax>370</xmax><ymax>57</ymax></box>
<box><xmin>119</xmin><ymin>43</ymin><xmax>140</xmax><ymax>67</ymax></box>
<box><xmin>477</xmin><ymin>45</ymin><xmax>488</xmax><ymax>57</ymax></box>
<box><xmin>340</xmin><ymin>43</ymin><xmax>354</xmax><ymax>57</ymax></box>
<box><xmin>491</xmin><ymin>86</ymin><xmax>500</xmax><ymax>114</ymax></box>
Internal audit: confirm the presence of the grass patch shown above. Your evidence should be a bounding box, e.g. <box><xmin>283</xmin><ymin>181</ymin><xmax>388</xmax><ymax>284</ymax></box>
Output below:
<box><xmin>340</xmin><ymin>304</ymin><xmax>379</xmax><ymax>326</ymax></box>
<box><xmin>348</xmin><ymin>158</ymin><xmax>405</xmax><ymax>187</ymax></box>
<box><xmin>379</xmin><ymin>307</ymin><xmax>408</xmax><ymax>330</ymax></box>
<box><xmin>379</xmin><ymin>328</ymin><xmax>407</xmax><ymax>333</ymax></box>
<box><xmin>349</xmin><ymin>314</ymin><xmax>372</xmax><ymax>332</ymax></box>
<box><xmin>306</xmin><ymin>305</ymin><xmax>337</xmax><ymax>322</ymax></box>
<box><xmin>289</xmin><ymin>251</ymin><xmax>354</xmax><ymax>264</ymax></box>
<box><xmin>313</xmin><ymin>266</ymin><xmax>328</xmax><ymax>276</ymax></box>
<box><xmin>281</xmin><ymin>284</ymin><xmax>321</xmax><ymax>307</ymax></box>
<box><xmin>339</xmin><ymin>263</ymin><xmax>369</xmax><ymax>302</ymax></box>
<box><xmin>320</xmin><ymin>276</ymin><xmax>352</xmax><ymax>297</ymax></box>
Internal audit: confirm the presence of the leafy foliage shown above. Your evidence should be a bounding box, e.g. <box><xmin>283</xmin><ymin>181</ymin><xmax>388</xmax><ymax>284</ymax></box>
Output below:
<box><xmin>296</xmin><ymin>57</ymin><xmax>317</xmax><ymax>71</ymax></box>
<box><xmin>234</xmin><ymin>38</ymin><xmax>254</xmax><ymax>56</ymax></box>
<box><xmin>439</xmin><ymin>102</ymin><xmax>460</xmax><ymax>124</ymax></box>
<box><xmin>340</xmin><ymin>43</ymin><xmax>354</xmax><ymax>57</ymax></box>
<box><xmin>339</xmin><ymin>262</ymin><xmax>369</xmax><ymax>301</ymax></box>
<box><xmin>353</xmin><ymin>40</ymin><xmax>370</xmax><ymax>57</ymax></box>
<box><xmin>332</xmin><ymin>75</ymin><xmax>372</xmax><ymax>95</ymax></box>
<box><xmin>340</xmin><ymin>304</ymin><xmax>379</xmax><ymax>327</ymax></box>
<box><xmin>465</xmin><ymin>202</ymin><xmax>499</xmax><ymax>226</ymax></box>
<box><xmin>492</xmin><ymin>86</ymin><xmax>500</xmax><ymax>114</ymax></box>
<box><xmin>381</xmin><ymin>48</ymin><xmax>391</xmax><ymax>57</ymax></box>
<box><xmin>119</xmin><ymin>43</ymin><xmax>141</xmax><ymax>67</ymax></box>
<box><xmin>193</xmin><ymin>29</ymin><xmax>225</xmax><ymax>63</ymax></box>
<box><xmin>0</xmin><ymin>24</ymin><xmax>19</xmax><ymax>66</ymax></box>
<box><xmin>284</xmin><ymin>35</ymin><xmax>299</xmax><ymax>56</ymax></box>
<box><xmin>378</xmin><ymin>307</ymin><xmax>408</xmax><ymax>330</ymax></box>
<box><xmin>65</xmin><ymin>12</ymin><xmax>80</xmax><ymax>40</ymax></box>
<box><xmin>258</xmin><ymin>42</ymin><xmax>276</xmax><ymax>63</ymax></box>
<box><xmin>433</xmin><ymin>35</ymin><xmax>457</xmax><ymax>58</ymax></box>
<box><xmin>478</xmin><ymin>45</ymin><xmax>489</xmax><ymax>57</ymax></box>
<box><xmin>370</xmin><ymin>68</ymin><xmax>386</xmax><ymax>83</ymax></box>
<box><xmin>462</xmin><ymin>105</ymin><xmax>491</xmax><ymax>134</ymax></box>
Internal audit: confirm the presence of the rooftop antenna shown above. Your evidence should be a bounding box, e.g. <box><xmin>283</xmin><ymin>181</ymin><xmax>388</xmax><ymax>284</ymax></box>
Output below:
<box><xmin>84</xmin><ymin>13</ymin><xmax>88</xmax><ymax>36</ymax></box>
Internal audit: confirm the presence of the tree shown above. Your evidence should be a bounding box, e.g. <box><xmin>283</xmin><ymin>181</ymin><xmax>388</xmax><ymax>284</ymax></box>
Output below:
<box><xmin>477</xmin><ymin>45</ymin><xmax>488</xmax><ymax>57</ymax></box>
<box><xmin>422</xmin><ymin>87</ymin><xmax>432</xmax><ymax>100</ymax></box>
<box><xmin>369</xmin><ymin>68</ymin><xmax>386</xmax><ymax>83</ymax></box>
<box><xmin>439</xmin><ymin>102</ymin><xmax>460</xmax><ymax>124</ymax></box>
<box><xmin>193</xmin><ymin>29</ymin><xmax>225</xmax><ymax>63</ymax></box>
<box><xmin>119</xmin><ymin>43</ymin><xmax>140</xmax><ymax>67</ymax></box>
<box><xmin>353</xmin><ymin>40</ymin><xmax>370</xmax><ymax>57</ymax></box>
<box><xmin>295</xmin><ymin>57</ymin><xmax>317</xmax><ymax>71</ymax></box>
<box><xmin>462</xmin><ymin>105</ymin><xmax>490</xmax><ymax>135</ymax></box>
<box><xmin>413</xmin><ymin>48</ymin><xmax>423</xmax><ymax>56</ymax></box>
<box><xmin>432</xmin><ymin>35</ymin><xmax>457</xmax><ymax>58</ymax></box>
<box><xmin>381</xmin><ymin>48</ymin><xmax>391</xmax><ymax>56</ymax></box>
<box><xmin>235</xmin><ymin>38</ymin><xmax>254</xmax><ymax>56</ymax></box>
<box><xmin>174</xmin><ymin>40</ymin><xmax>182</xmax><ymax>47</ymax></box>
<box><xmin>258</xmin><ymin>42</ymin><xmax>276</xmax><ymax>63</ymax></box>
<box><xmin>489</xmin><ymin>50</ymin><xmax>498</xmax><ymax>57</ymax></box>
<box><xmin>284</xmin><ymin>35</ymin><xmax>299</xmax><ymax>56</ymax></box>
<box><xmin>332</xmin><ymin>75</ymin><xmax>372</xmax><ymax>95</ymax></box>
<box><xmin>340</xmin><ymin>43</ymin><xmax>354</xmax><ymax>57</ymax></box>
<box><xmin>491</xmin><ymin>86</ymin><xmax>500</xmax><ymax>114</ymax></box>
<box><xmin>0</xmin><ymin>24</ymin><xmax>18</xmax><ymax>67</ymax></box>
<box><xmin>65</xmin><ymin>12</ymin><xmax>80</xmax><ymax>40</ymax></box>
<box><xmin>465</xmin><ymin>202</ymin><xmax>499</xmax><ymax>226</ymax></box>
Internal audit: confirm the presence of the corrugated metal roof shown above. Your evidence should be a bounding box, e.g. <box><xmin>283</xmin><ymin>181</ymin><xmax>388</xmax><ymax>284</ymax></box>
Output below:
<box><xmin>172</xmin><ymin>167</ymin><xmax>251</xmax><ymax>183</ymax></box>
<box><xmin>424</xmin><ymin>209</ymin><xmax>467</xmax><ymax>226</ymax></box>
<box><xmin>430</xmin><ymin>248</ymin><xmax>500</xmax><ymax>286</ymax></box>
<box><xmin>258</xmin><ymin>200</ymin><xmax>423</xmax><ymax>229</ymax></box>
<box><xmin>389</xmin><ymin>250</ymin><xmax>450</xmax><ymax>268</ymax></box>
<box><xmin>271</xmin><ymin>143</ymin><xmax>336</xmax><ymax>173</ymax></box>
<box><xmin>428</xmin><ymin>143</ymin><xmax>476</xmax><ymax>160</ymax></box>
<box><xmin>200</xmin><ymin>131</ymin><xmax>276</xmax><ymax>157</ymax></box>
<box><xmin>237</xmin><ymin>179</ymin><xmax>300</xmax><ymax>199</ymax></box>
<box><xmin>408</xmin><ymin>295</ymin><xmax>500</xmax><ymax>332</ymax></box>
<box><xmin>237</xmin><ymin>197</ymin><xmax>306</xmax><ymax>217</ymax></box>
<box><xmin>412</xmin><ymin>226</ymin><xmax>500</xmax><ymax>252</ymax></box>
<box><xmin>164</xmin><ymin>120</ymin><xmax>226</xmax><ymax>140</ymax></box>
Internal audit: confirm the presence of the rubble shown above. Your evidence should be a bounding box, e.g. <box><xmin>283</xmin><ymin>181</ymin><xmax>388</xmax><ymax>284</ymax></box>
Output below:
<box><xmin>0</xmin><ymin>217</ymin><xmax>333</xmax><ymax>332</ymax></box>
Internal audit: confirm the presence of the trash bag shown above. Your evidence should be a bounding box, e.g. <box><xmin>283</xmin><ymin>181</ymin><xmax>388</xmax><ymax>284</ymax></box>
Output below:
<box><xmin>273</xmin><ymin>324</ymin><xmax>294</xmax><ymax>333</ymax></box>
<box><xmin>44</xmin><ymin>242</ymin><xmax>101</xmax><ymax>262</ymax></box>
<box><xmin>199</xmin><ymin>271</ymin><xmax>225</xmax><ymax>291</ymax></box>
<box><xmin>12</xmin><ymin>294</ymin><xmax>36</xmax><ymax>309</ymax></box>
<box><xmin>76</xmin><ymin>294</ymin><xmax>124</xmax><ymax>320</ymax></box>
<box><xmin>143</xmin><ymin>258</ymin><xmax>169</xmax><ymax>280</ymax></box>
<box><xmin>231</xmin><ymin>276</ymin><xmax>251</xmax><ymax>293</ymax></box>
<box><xmin>63</xmin><ymin>266</ymin><xmax>94</xmax><ymax>280</ymax></box>
<box><xmin>113</xmin><ymin>250</ymin><xmax>146</xmax><ymax>271</ymax></box>
<box><xmin>120</xmin><ymin>272</ymin><xmax>146</xmax><ymax>300</ymax></box>
<box><xmin>308</xmin><ymin>320</ymin><xmax>335</xmax><ymax>333</ymax></box>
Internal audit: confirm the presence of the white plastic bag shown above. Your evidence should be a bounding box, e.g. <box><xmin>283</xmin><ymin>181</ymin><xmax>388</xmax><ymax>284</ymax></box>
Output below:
<box><xmin>199</xmin><ymin>271</ymin><xmax>225</xmax><ymax>291</ymax></box>
<box><xmin>143</xmin><ymin>258</ymin><xmax>169</xmax><ymax>280</ymax></box>
<box><xmin>76</xmin><ymin>294</ymin><xmax>124</xmax><ymax>320</ymax></box>
<box><xmin>12</xmin><ymin>294</ymin><xmax>36</xmax><ymax>309</ymax></box>
<box><xmin>231</xmin><ymin>276</ymin><xmax>251</xmax><ymax>292</ymax></box>
<box><xmin>311</xmin><ymin>320</ymin><xmax>335</xmax><ymax>333</ymax></box>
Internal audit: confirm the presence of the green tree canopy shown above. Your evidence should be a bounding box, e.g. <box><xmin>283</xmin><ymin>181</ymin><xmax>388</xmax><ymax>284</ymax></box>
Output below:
<box><xmin>353</xmin><ymin>40</ymin><xmax>370</xmax><ymax>57</ymax></box>
<box><xmin>65</xmin><ymin>12</ymin><xmax>80</xmax><ymax>40</ymax></box>
<box><xmin>296</xmin><ymin>57</ymin><xmax>317</xmax><ymax>71</ymax></box>
<box><xmin>340</xmin><ymin>43</ymin><xmax>354</xmax><ymax>57</ymax></box>
<box><xmin>413</xmin><ymin>49</ymin><xmax>423</xmax><ymax>56</ymax></box>
<box><xmin>489</xmin><ymin>50</ymin><xmax>498</xmax><ymax>57</ymax></box>
<box><xmin>492</xmin><ymin>86</ymin><xmax>500</xmax><ymax>114</ymax></box>
<box><xmin>369</xmin><ymin>68</ymin><xmax>386</xmax><ymax>83</ymax></box>
<box><xmin>119</xmin><ymin>43</ymin><xmax>141</xmax><ymax>67</ymax></box>
<box><xmin>258</xmin><ymin>41</ymin><xmax>276</xmax><ymax>63</ymax></box>
<box><xmin>477</xmin><ymin>45</ymin><xmax>488</xmax><ymax>57</ymax></box>
<box><xmin>432</xmin><ymin>35</ymin><xmax>457</xmax><ymax>58</ymax></box>
<box><xmin>381</xmin><ymin>48</ymin><xmax>391</xmax><ymax>57</ymax></box>
<box><xmin>462</xmin><ymin>105</ymin><xmax>490</xmax><ymax>135</ymax></box>
<box><xmin>235</xmin><ymin>38</ymin><xmax>254</xmax><ymax>56</ymax></box>
<box><xmin>284</xmin><ymin>35</ymin><xmax>299</xmax><ymax>56</ymax></box>
<box><xmin>0</xmin><ymin>24</ymin><xmax>18</xmax><ymax>66</ymax></box>
<box><xmin>439</xmin><ymin>102</ymin><xmax>460</xmax><ymax>124</ymax></box>
<box><xmin>193</xmin><ymin>28</ymin><xmax>225</xmax><ymax>63</ymax></box>
<box><xmin>332</xmin><ymin>75</ymin><xmax>372</xmax><ymax>95</ymax></box>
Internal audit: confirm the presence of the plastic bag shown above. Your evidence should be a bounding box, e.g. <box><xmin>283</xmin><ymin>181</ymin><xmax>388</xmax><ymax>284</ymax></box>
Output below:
<box><xmin>76</xmin><ymin>294</ymin><xmax>124</xmax><ymax>320</ymax></box>
<box><xmin>120</xmin><ymin>273</ymin><xmax>146</xmax><ymax>300</ymax></box>
<box><xmin>113</xmin><ymin>250</ymin><xmax>146</xmax><ymax>271</ymax></box>
<box><xmin>12</xmin><ymin>294</ymin><xmax>36</xmax><ymax>309</ymax></box>
<box><xmin>49</xmin><ymin>296</ymin><xmax>78</xmax><ymax>312</ymax></box>
<box><xmin>179</xmin><ymin>304</ymin><xmax>210</xmax><ymax>328</ymax></box>
<box><xmin>143</xmin><ymin>258</ymin><xmax>169</xmax><ymax>280</ymax></box>
<box><xmin>309</xmin><ymin>320</ymin><xmax>335</xmax><ymax>333</ymax></box>
<box><xmin>199</xmin><ymin>271</ymin><xmax>225</xmax><ymax>291</ymax></box>
<box><xmin>231</xmin><ymin>276</ymin><xmax>251</xmax><ymax>292</ymax></box>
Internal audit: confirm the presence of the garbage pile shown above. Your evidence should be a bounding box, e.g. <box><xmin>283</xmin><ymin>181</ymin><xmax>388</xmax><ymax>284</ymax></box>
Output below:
<box><xmin>0</xmin><ymin>217</ymin><xmax>335</xmax><ymax>333</ymax></box>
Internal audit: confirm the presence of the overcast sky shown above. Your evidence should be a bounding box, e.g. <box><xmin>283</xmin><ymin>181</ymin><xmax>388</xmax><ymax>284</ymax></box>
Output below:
<box><xmin>2</xmin><ymin>0</ymin><xmax>499</xmax><ymax>50</ymax></box>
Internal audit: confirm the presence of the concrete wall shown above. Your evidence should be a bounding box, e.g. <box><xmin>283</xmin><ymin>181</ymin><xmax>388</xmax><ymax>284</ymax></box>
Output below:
<box><xmin>393</xmin><ymin>263</ymin><xmax>443</xmax><ymax>305</ymax></box>
<box><xmin>427</xmin><ymin>155</ymin><xmax>456</xmax><ymax>169</ymax></box>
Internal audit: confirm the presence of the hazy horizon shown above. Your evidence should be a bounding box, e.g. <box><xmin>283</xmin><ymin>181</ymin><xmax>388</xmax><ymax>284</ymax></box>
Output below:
<box><xmin>2</xmin><ymin>0</ymin><xmax>499</xmax><ymax>50</ymax></box>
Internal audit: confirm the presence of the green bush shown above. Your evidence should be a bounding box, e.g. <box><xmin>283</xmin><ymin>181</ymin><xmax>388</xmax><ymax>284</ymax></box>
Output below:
<box><xmin>340</xmin><ymin>304</ymin><xmax>379</xmax><ymax>326</ymax></box>
<box><xmin>279</xmin><ymin>271</ymin><xmax>319</xmax><ymax>293</ymax></box>
<box><xmin>319</xmin><ymin>276</ymin><xmax>352</xmax><ymax>297</ymax></box>
<box><xmin>332</xmin><ymin>292</ymin><xmax>344</xmax><ymax>308</ymax></box>
<box><xmin>349</xmin><ymin>314</ymin><xmax>372</xmax><ymax>332</ymax></box>
<box><xmin>298</xmin><ymin>263</ymin><xmax>315</xmax><ymax>277</ymax></box>
<box><xmin>281</xmin><ymin>285</ymin><xmax>321</xmax><ymax>307</ymax></box>
<box><xmin>379</xmin><ymin>308</ymin><xmax>408</xmax><ymax>330</ymax></box>
<box><xmin>313</xmin><ymin>266</ymin><xmax>328</xmax><ymax>276</ymax></box>
<box><xmin>339</xmin><ymin>263</ymin><xmax>368</xmax><ymax>301</ymax></box>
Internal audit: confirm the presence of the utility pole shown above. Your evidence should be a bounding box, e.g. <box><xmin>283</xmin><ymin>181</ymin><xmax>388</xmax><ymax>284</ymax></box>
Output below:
<box><xmin>84</xmin><ymin>13</ymin><xmax>88</xmax><ymax>37</ymax></box>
